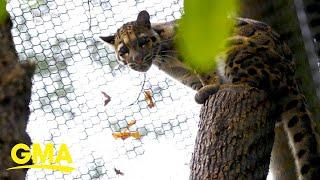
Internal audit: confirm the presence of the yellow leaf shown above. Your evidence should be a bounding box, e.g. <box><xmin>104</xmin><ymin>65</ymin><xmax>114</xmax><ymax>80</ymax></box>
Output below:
<box><xmin>177</xmin><ymin>0</ymin><xmax>238</xmax><ymax>73</ymax></box>
<box><xmin>0</xmin><ymin>0</ymin><xmax>9</xmax><ymax>24</ymax></box>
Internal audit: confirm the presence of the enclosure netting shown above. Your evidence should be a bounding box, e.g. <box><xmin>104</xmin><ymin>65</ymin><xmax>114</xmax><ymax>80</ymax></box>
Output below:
<box><xmin>7</xmin><ymin>0</ymin><xmax>202</xmax><ymax>179</ymax></box>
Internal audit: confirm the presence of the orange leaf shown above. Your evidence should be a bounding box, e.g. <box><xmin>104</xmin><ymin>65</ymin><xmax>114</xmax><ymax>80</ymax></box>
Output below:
<box><xmin>127</xmin><ymin>120</ymin><xmax>136</xmax><ymax>127</ymax></box>
<box><xmin>112</xmin><ymin>132</ymin><xmax>130</xmax><ymax>140</ymax></box>
<box><xmin>144</xmin><ymin>90</ymin><xmax>155</xmax><ymax>108</ymax></box>
<box><xmin>130</xmin><ymin>131</ymin><xmax>141</xmax><ymax>139</ymax></box>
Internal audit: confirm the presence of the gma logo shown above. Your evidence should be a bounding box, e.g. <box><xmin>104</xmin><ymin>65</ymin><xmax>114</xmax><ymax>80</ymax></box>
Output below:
<box><xmin>7</xmin><ymin>143</ymin><xmax>75</xmax><ymax>173</ymax></box>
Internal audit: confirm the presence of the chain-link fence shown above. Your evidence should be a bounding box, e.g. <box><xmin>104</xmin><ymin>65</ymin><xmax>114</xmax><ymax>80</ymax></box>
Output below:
<box><xmin>6</xmin><ymin>0</ymin><xmax>203</xmax><ymax>179</ymax></box>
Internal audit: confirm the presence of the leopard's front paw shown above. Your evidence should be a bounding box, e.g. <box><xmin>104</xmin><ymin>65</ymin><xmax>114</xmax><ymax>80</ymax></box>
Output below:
<box><xmin>195</xmin><ymin>84</ymin><xmax>220</xmax><ymax>104</ymax></box>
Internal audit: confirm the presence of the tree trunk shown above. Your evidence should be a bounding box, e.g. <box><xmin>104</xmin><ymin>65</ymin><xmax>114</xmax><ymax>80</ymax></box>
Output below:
<box><xmin>189</xmin><ymin>84</ymin><xmax>273</xmax><ymax>179</ymax></box>
<box><xmin>0</xmin><ymin>14</ymin><xmax>35</xmax><ymax>180</ymax></box>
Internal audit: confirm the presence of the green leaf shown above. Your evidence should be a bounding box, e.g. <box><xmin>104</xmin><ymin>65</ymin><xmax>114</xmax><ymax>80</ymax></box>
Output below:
<box><xmin>178</xmin><ymin>0</ymin><xmax>238</xmax><ymax>73</ymax></box>
<box><xmin>0</xmin><ymin>0</ymin><xmax>9</xmax><ymax>24</ymax></box>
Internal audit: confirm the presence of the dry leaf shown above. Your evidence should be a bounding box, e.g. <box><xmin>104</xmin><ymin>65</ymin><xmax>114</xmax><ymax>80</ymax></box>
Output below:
<box><xmin>130</xmin><ymin>131</ymin><xmax>141</xmax><ymax>139</ymax></box>
<box><xmin>112</xmin><ymin>132</ymin><xmax>130</xmax><ymax>140</ymax></box>
<box><xmin>112</xmin><ymin>120</ymin><xmax>141</xmax><ymax>140</ymax></box>
<box><xmin>127</xmin><ymin>120</ymin><xmax>136</xmax><ymax>127</ymax></box>
<box><xmin>101</xmin><ymin>91</ymin><xmax>111</xmax><ymax>106</ymax></box>
<box><xmin>112</xmin><ymin>131</ymin><xmax>141</xmax><ymax>140</ymax></box>
<box><xmin>144</xmin><ymin>90</ymin><xmax>155</xmax><ymax>108</ymax></box>
<box><xmin>114</xmin><ymin>168</ymin><xmax>124</xmax><ymax>176</ymax></box>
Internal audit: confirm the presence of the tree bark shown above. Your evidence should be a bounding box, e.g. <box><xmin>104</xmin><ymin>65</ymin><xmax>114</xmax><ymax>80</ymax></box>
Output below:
<box><xmin>0</xmin><ymin>15</ymin><xmax>35</xmax><ymax>180</ymax></box>
<box><xmin>189</xmin><ymin>84</ymin><xmax>273</xmax><ymax>179</ymax></box>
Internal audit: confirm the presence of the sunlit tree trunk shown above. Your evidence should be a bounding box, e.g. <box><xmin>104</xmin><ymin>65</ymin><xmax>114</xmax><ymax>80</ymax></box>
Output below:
<box><xmin>189</xmin><ymin>84</ymin><xmax>273</xmax><ymax>179</ymax></box>
<box><xmin>0</xmin><ymin>14</ymin><xmax>35</xmax><ymax>180</ymax></box>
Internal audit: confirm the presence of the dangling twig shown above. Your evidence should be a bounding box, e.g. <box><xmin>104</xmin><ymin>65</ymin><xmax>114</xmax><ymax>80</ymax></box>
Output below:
<box><xmin>127</xmin><ymin>73</ymin><xmax>146</xmax><ymax>106</ymax></box>
<box><xmin>88</xmin><ymin>0</ymin><xmax>91</xmax><ymax>31</ymax></box>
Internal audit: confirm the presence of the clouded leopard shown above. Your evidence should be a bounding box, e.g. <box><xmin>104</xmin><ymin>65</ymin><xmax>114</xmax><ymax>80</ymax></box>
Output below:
<box><xmin>100</xmin><ymin>10</ymin><xmax>320</xmax><ymax>179</ymax></box>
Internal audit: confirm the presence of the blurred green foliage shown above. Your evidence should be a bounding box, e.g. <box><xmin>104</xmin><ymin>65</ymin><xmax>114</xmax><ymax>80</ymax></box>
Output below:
<box><xmin>0</xmin><ymin>0</ymin><xmax>8</xmax><ymax>24</ymax></box>
<box><xmin>178</xmin><ymin>0</ymin><xmax>238</xmax><ymax>73</ymax></box>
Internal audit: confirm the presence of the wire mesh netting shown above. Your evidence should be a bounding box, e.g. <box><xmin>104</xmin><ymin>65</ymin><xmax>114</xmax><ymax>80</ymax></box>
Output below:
<box><xmin>6</xmin><ymin>0</ymin><xmax>202</xmax><ymax>179</ymax></box>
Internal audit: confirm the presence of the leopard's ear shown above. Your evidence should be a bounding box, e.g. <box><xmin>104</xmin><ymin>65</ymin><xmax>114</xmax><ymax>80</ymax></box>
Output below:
<box><xmin>137</xmin><ymin>10</ymin><xmax>151</xmax><ymax>28</ymax></box>
<box><xmin>100</xmin><ymin>35</ymin><xmax>115</xmax><ymax>46</ymax></box>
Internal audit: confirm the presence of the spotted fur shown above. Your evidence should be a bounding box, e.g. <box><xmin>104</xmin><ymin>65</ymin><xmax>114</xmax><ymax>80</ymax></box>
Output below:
<box><xmin>101</xmin><ymin>11</ymin><xmax>320</xmax><ymax>179</ymax></box>
<box><xmin>227</xmin><ymin>19</ymin><xmax>320</xmax><ymax>179</ymax></box>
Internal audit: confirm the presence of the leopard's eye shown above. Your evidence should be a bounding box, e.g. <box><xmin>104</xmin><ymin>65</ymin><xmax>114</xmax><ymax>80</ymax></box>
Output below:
<box><xmin>138</xmin><ymin>36</ymin><xmax>150</xmax><ymax>47</ymax></box>
<box><xmin>119</xmin><ymin>45</ymin><xmax>129</xmax><ymax>56</ymax></box>
<box><xmin>151</xmin><ymin>36</ymin><xmax>157</xmax><ymax>42</ymax></box>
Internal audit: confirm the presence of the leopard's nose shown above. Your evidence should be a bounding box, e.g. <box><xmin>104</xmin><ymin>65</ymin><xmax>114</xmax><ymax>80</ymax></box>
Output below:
<box><xmin>133</xmin><ymin>54</ymin><xmax>143</xmax><ymax>64</ymax></box>
<box><xmin>136</xmin><ymin>59</ymin><xmax>143</xmax><ymax>64</ymax></box>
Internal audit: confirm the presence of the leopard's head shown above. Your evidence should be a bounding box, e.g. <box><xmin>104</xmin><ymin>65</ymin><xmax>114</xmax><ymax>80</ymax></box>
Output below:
<box><xmin>100</xmin><ymin>11</ymin><xmax>161</xmax><ymax>72</ymax></box>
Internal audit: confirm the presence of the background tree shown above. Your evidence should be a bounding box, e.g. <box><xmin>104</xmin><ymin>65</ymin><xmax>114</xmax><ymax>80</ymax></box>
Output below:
<box><xmin>0</xmin><ymin>4</ymin><xmax>35</xmax><ymax>180</ymax></box>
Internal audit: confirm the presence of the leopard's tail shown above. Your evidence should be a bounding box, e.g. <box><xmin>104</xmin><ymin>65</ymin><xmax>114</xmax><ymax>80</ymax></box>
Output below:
<box><xmin>280</xmin><ymin>94</ymin><xmax>320</xmax><ymax>179</ymax></box>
